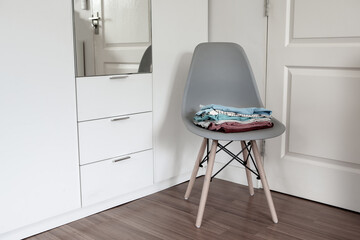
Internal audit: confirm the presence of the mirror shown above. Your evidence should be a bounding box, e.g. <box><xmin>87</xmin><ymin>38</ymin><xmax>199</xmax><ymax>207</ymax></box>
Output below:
<box><xmin>73</xmin><ymin>0</ymin><xmax>152</xmax><ymax>77</ymax></box>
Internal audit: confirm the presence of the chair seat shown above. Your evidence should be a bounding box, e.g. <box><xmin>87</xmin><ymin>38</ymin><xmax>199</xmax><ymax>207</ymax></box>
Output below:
<box><xmin>183</xmin><ymin>115</ymin><xmax>285</xmax><ymax>141</ymax></box>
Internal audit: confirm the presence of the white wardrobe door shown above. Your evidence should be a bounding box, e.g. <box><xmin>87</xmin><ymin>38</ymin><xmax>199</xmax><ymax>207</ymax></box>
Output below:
<box><xmin>152</xmin><ymin>0</ymin><xmax>208</xmax><ymax>183</ymax></box>
<box><xmin>0</xmin><ymin>0</ymin><xmax>80</xmax><ymax>235</ymax></box>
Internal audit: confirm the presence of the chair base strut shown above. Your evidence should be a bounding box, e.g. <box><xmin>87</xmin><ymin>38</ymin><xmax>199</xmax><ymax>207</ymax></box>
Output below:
<box><xmin>201</xmin><ymin>140</ymin><xmax>261</xmax><ymax>181</ymax></box>
<box><xmin>184</xmin><ymin>138</ymin><xmax>278</xmax><ymax>228</ymax></box>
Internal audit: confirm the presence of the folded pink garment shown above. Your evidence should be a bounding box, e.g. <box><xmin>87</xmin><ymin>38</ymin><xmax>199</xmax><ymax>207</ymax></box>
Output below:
<box><xmin>207</xmin><ymin>121</ymin><xmax>273</xmax><ymax>133</ymax></box>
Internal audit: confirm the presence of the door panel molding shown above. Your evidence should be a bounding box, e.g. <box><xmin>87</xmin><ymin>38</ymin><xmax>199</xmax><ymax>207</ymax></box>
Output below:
<box><xmin>286</xmin><ymin>0</ymin><xmax>360</xmax><ymax>45</ymax></box>
<box><xmin>266</xmin><ymin>0</ymin><xmax>360</xmax><ymax>212</ymax></box>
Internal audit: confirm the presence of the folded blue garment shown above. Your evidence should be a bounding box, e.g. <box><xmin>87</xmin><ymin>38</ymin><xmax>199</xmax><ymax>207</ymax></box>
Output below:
<box><xmin>195</xmin><ymin>104</ymin><xmax>272</xmax><ymax>116</ymax></box>
<box><xmin>194</xmin><ymin>114</ymin><xmax>264</xmax><ymax>122</ymax></box>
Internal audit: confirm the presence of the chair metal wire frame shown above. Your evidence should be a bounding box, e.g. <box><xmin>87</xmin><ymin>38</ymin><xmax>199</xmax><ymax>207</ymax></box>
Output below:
<box><xmin>199</xmin><ymin>139</ymin><xmax>261</xmax><ymax>182</ymax></box>
<box><xmin>184</xmin><ymin>138</ymin><xmax>278</xmax><ymax>228</ymax></box>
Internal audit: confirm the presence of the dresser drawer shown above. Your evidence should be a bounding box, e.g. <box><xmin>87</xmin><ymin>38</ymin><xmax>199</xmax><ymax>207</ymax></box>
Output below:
<box><xmin>76</xmin><ymin>73</ymin><xmax>152</xmax><ymax>121</ymax></box>
<box><xmin>81</xmin><ymin>150</ymin><xmax>153</xmax><ymax>206</ymax></box>
<box><xmin>79</xmin><ymin>112</ymin><xmax>152</xmax><ymax>165</ymax></box>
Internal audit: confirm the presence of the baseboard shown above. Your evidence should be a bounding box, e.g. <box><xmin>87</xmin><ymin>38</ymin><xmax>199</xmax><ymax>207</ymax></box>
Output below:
<box><xmin>0</xmin><ymin>172</ymin><xmax>195</xmax><ymax>240</ymax></box>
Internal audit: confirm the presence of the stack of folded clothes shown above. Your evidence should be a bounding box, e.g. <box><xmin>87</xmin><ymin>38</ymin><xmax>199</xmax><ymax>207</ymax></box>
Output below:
<box><xmin>193</xmin><ymin>104</ymin><xmax>273</xmax><ymax>133</ymax></box>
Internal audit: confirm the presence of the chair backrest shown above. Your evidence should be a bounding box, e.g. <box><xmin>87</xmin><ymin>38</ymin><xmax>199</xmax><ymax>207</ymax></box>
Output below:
<box><xmin>182</xmin><ymin>42</ymin><xmax>263</xmax><ymax>120</ymax></box>
<box><xmin>138</xmin><ymin>45</ymin><xmax>152</xmax><ymax>73</ymax></box>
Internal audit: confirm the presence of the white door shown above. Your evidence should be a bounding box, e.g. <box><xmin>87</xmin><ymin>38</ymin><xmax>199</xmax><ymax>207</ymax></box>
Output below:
<box><xmin>265</xmin><ymin>0</ymin><xmax>360</xmax><ymax>212</ymax></box>
<box><xmin>92</xmin><ymin>0</ymin><xmax>151</xmax><ymax>75</ymax></box>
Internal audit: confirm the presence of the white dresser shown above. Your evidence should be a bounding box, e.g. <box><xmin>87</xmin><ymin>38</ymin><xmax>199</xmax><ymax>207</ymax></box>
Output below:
<box><xmin>0</xmin><ymin>0</ymin><xmax>207</xmax><ymax>239</ymax></box>
<box><xmin>76</xmin><ymin>73</ymin><xmax>154</xmax><ymax>206</ymax></box>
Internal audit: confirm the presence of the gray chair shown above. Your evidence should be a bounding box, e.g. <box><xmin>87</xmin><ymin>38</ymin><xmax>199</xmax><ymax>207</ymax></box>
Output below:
<box><xmin>138</xmin><ymin>45</ymin><xmax>152</xmax><ymax>73</ymax></box>
<box><xmin>182</xmin><ymin>42</ymin><xmax>285</xmax><ymax>228</ymax></box>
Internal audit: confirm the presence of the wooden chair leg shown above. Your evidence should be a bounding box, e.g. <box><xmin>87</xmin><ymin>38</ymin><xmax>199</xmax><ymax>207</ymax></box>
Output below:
<box><xmin>241</xmin><ymin>141</ymin><xmax>254</xmax><ymax>196</ymax></box>
<box><xmin>251</xmin><ymin>140</ymin><xmax>278</xmax><ymax>223</ymax></box>
<box><xmin>185</xmin><ymin>138</ymin><xmax>207</xmax><ymax>200</ymax></box>
<box><xmin>195</xmin><ymin>140</ymin><xmax>218</xmax><ymax>228</ymax></box>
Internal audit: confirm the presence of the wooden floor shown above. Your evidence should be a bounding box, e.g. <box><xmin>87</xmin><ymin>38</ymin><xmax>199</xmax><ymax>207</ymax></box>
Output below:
<box><xmin>28</xmin><ymin>178</ymin><xmax>360</xmax><ymax>240</ymax></box>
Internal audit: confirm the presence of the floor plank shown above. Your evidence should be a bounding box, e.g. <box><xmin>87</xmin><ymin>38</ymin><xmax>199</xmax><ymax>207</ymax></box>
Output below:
<box><xmin>27</xmin><ymin>178</ymin><xmax>360</xmax><ymax>240</ymax></box>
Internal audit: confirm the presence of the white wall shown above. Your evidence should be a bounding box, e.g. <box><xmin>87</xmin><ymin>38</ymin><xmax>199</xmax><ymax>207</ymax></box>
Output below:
<box><xmin>152</xmin><ymin>0</ymin><xmax>208</xmax><ymax>183</ymax></box>
<box><xmin>209</xmin><ymin>0</ymin><xmax>267</xmax><ymax>102</ymax></box>
<box><xmin>209</xmin><ymin>0</ymin><xmax>267</xmax><ymax>184</ymax></box>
